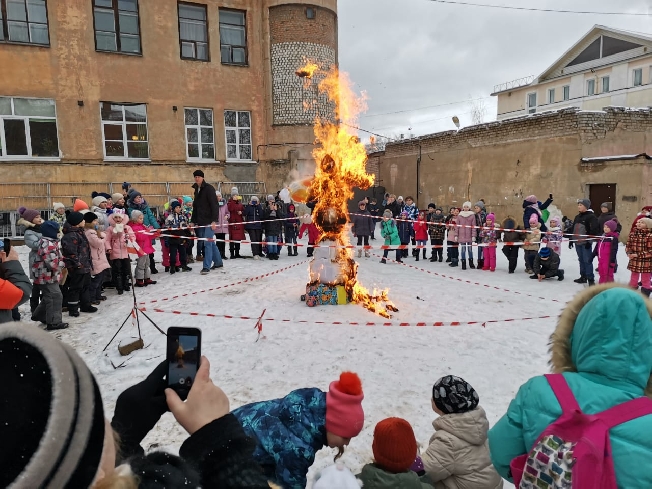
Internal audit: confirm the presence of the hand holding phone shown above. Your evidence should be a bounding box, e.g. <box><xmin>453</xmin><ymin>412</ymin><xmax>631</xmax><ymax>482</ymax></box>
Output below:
<box><xmin>3</xmin><ymin>238</ymin><xmax>10</xmax><ymax>255</ymax></box>
<box><xmin>166</xmin><ymin>327</ymin><xmax>202</xmax><ymax>400</ymax></box>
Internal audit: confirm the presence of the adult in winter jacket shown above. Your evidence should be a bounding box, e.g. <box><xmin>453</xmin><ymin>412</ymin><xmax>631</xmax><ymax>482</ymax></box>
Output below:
<box><xmin>597</xmin><ymin>202</ymin><xmax>622</xmax><ymax>232</ymax></box>
<box><xmin>403</xmin><ymin>196</ymin><xmax>418</xmax><ymax>221</ymax></box>
<box><xmin>572</xmin><ymin>198</ymin><xmax>600</xmax><ymax>285</ymax></box>
<box><xmin>531</xmin><ymin>247</ymin><xmax>564</xmax><ymax>281</ymax></box>
<box><xmin>191</xmin><ymin>170</ymin><xmax>223</xmax><ymax>273</ymax></box>
<box><xmin>227</xmin><ymin>192</ymin><xmax>246</xmax><ymax>259</ymax></box>
<box><xmin>127</xmin><ymin>190</ymin><xmax>160</xmax><ymax>274</ymax></box>
<box><xmin>428</xmin><ymin>206</ymin><xmax>446</xmax><ymax>262</ymax></box>
<box><xmin>263</xmin><ymin>201</ymin><xmax>285</xmax><ymax>260</ymax></box>
<box><xmin>522</xmin><ymin>194</ymin><xmax>553</xmax><ymax>232</ymax></box>
<box><xmin>383</xmin><ymin>194</ymin><xmax>401</xmax><ymax>218</ymax></box>
<box><xmin>0</xmin><ymin>247</ymin><xmax>31</xmax><ymax>324</ymax></box>
<box><xmin>214</xmin><ymin>191</ymin><xmax>230</xmax><ymax>261</ymax></box>
<box><xmin>245</xmin><ymin>196</ymin><xmax>265</xmax><ymax>258</ymax></box>
<box><xmin>488</xmin><ymin>285</ymin><xmax>652</xmax><ymax>488</ymax></box>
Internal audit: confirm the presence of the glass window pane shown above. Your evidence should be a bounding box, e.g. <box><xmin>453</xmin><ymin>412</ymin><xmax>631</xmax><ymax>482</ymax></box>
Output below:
<box><xmin>200</xmin><ymin>128</ymin><xmax>213</xmax><ymax>143</ymax></box>
<box><xmin>8</xmin><ymin>21</ymin><xmax>29</xmax><ymax>42</ymax></box>
<box><xmin>7</xmin><ymin>0</ymin><xmax>27</xmax><ymax>21</ymax></box>
<box><xmin>94</xmin><ymin>9</ymin><xmax>116</xmax><ymax>32</ymax></box>
<box><xmin>220</xmin><ymin>46</ymin><xmax>230</xmax><ymax>63</ymax></box>
<box><xmin>225</xmin><ymin>129</ymin><xmax>236</xmax><ymax>144</ymax></box>
<box><xmin>14</xmin><ymin>98</ymin><xmax>55</xmax><ymax>117</ymax></box>
<box><xmin>96</xmin><ymin>31</ymin><xmax>117</xmax><ymax>51</ymax></box>
<box><xmin>119</xmin><ymin>12</ymin><xmax>139</xmax><ymax>34</ymax></box>
<box><xmin>29</xmin><ymin>23</ymin><xmax>49</xmax><ymax>44</ymax></box>
<box><xmin>103</xmin><ymin>124</ymin><xmax>124</xmax><ymax>140</ymax></box>
<box><xmin>180</xmin><ymin>20</ymin><xmax>206</xmax><ymax>42</ymax></box>
<box><xmin>126</xmin><ymin>123</ymin><xmax>147</xmax><ymax>141</ymax></box>
<box><xmin>220</xmin><ymin>25</ymin><xmax>245</xmax><ymax>46</ymax></box>
<box><xmin>124</xmin><ymin>104</ymin><xmax>146</xmax><ymax>122</ymax></box>
<box><xmin>196</xmin><ymin>43</ymin><xmax>208</xmax><ymax>61</ymax></box>
<box><xmin>179</xmin><ymin>4</ymin><xmax>206</xmax><ymax>21</ymax></box>
<box><xmin>220</xmin><ymin>11</ymin><xmax>244</xmax><ymax>26</ymax></box>
<box><xmin>232</xmin><ymin>47</ymin><xmax>246</xmax><ymax>64</ymax></box>
<box><xmin>0</xmin><ymin>98</ymin><xmax>11</xmax><ymax>115</ymax></box>
<box><xmin>95</xmin><ymin>0</ymin><xmax>113</xmax><ymax>7</ymax></box>
<box><xmin>238</xmin><ymin>128</ymin><xmax>250</xmax><ymax>145</ymax></box>
<box><xmin>202</xmin><ymin>144</ymin><xmax>214</xmax><ymax>160</ymax></box>
<box><xmin>187</xmin><ymin>128</ymin><xmax>198</xmax><ymax>143</ymax></box>
<box><xmin>101</xmin><ymin>102</ymin><xmax>124</xmax><ymax>121</ymax></box>
<box><xmin>188</xmin><ymin>143</ymin><xmax>199</xmax><ymax>158</ymax></box>
<box><xmin>199</xmin><ymin>109</ymin><xmax>212</xmax><ymax>126</ymax></box>
<box><xmin>29</xmin><ymin>119</ymin><xmax>59</xmax><ymax>157</ymax></box>
<box><xmin>224</xmin><ymin>111</ymin><xmax>236</xmax><ymax>127</ymax></box>
<box><xmin>239</xmin><ymin>145</ymin><xmax>251</xmax><ymax>160</ymax></box>
<box><xmin>118</xmin><ymin>0</ymin><xmax>138</xmax><ymax>12</ymax></box>
<box><xmin>0</xmin><ymin>13</ymin><xmax>4</xmax><ymax>41</ymax></box>
<box><xmin>4</xmin><ymin>119</ymin><xmax>28</xmax><ymax>156</ymax></box>
<box><xmin>105</xmin><ymin>141</ymin><xmax>125</xmax><ymax>157</ymax></box>
<box><xmin>120</xmin><ymin>34</ymin><xmax>140</xmax><ymax>53</ymax></box>
<box><xmin>227</xmin><ymin>144</ymin><xmax>237</xmax><ymax>159</ymax></box>
<box><xmin>185</xmin><ymin>108</ymin><xmax>198</xmax><ymax>126</ymax></box>
<box><xmin>181</xmin><ymin>42</ymin><xmax>195</xmax><ymax>59</ymax></box>
<box><xmin>26</xmin><ymin>0</ymin><xmax>47</xmax><ymax>23</ymax></box>
<box><xmin>238</xmin><ymin>111</ymin><xmax>250</xmax><ymax>127</ymax></box>
<box><xmin>127</xmin><ymin>141</ymin><xmax>148</xmax><ymax>158</ymax></box>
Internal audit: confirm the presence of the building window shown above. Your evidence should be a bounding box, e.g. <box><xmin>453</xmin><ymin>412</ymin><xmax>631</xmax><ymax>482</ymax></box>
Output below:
<box><xmin>547</xmin><ymin>88</ymin><xmax>555</xmax><ymax>104</ymax></box>
<box><xmin>633</xmin><ymin>68</ymin><xmax>643</xmax><ymax>87</ymax></box>
<box><xmin>219</xmin><ymin>9</ymin><xmax>247</xmax><ymax>65</ymax></box>
<box><xmin>306</xmin><ymin>7</ymin><xmax>316</xmax><ymax>19</ymax></box>
<box><xmin>0</xmin><ymin>0</ymin><xmax>49</xmax><ymax>45</ymax></box>
<box><xmin>0</xmin><ymin>97</ymin><xmax>59</xmax><ymax>159</ymax></box>
<box><xmin>526</xmin><ymin>92</ymin><xmax>537</xmax><ymax>114</ymax></box>
<box><xmin>100</xmin><ymin>102</ymin><xmax>148</xmax><ymax>160</ymax></box>
<box><xmin>562</xmin><ymin>85</ymin><xmax>570</xmax><ymax>101</ymax></box>
<box><xmin>178</xmin><ymin>2</ymin><xmax>208</xmax><ymax>61</ymax></box>
<box><xmin>184</xmin><ymin>108</ymin><xmax>214</xmax><ymax>160</ymax></box>
<box><xmin>587</xmin><ymin>79</ymin><xmax>595</xmax><ymax>96</ymax></box>
<box><xmin>224</xmin><ymin>110</ymin><xmax>252</xmax><ymax>160</ymax></box>
<box><xmin>602</xmin><ymin>76</ymin><xmax>610</xmax><ymax>93</ymax></box>
<box><xmin>93</xmin><ymin>0</ymin><xmax>141</xmax><ymax>54</ymax></box>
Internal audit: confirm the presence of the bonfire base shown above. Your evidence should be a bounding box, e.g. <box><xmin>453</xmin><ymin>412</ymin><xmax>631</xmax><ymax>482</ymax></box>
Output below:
<box><xmin>304</xmin><ymin>283</ymin><xmax>349</xmax><ymax>307</ymax></box>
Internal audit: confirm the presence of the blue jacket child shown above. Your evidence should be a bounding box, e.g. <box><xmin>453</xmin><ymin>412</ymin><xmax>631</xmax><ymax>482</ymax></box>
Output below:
<box><xmin>397</xmin><ymin>212</ymin><xmax>414</xmax><ymax>244</ymax></box>
<box><xmin>232</xmin><ymin>372</ymin><xmax>365</xmax><ymax>489</ymax></box>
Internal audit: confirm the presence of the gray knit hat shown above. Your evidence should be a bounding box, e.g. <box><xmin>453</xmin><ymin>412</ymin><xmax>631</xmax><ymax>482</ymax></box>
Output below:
<box><xmin>577</xmin><ymin>198</ymin><xmax>591</xmax><ymax>210</ymax></box>
<box><xmin>130</xmin><ymin>209</ymin><xmax>144</xmax><ymax>222</ymax></box>
<box><xmin>383</xmin><ymin>209</ymin><xmax>393</xmax><ymax>218</ymax></box>
<box><xmin>474</xmin><ymin>201</ymin><xmax>485</xmax><ymax>210</ymax></box>
<box><xmin>0</xmin><ymin>323</ymin><xmax>105</xmax><ymax>488</ymax></box>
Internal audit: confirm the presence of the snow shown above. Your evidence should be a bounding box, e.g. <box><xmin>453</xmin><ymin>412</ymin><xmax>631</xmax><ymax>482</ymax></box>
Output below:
<box><xmin>14</xmin><ymin>240</ymin><xmax>635</xmax><ymax>487</ymax></box>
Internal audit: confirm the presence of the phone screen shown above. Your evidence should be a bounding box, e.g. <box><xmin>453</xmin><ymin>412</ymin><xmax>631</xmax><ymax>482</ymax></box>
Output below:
<box><xmin>166</xmin><ymin>327</ymin><xmax>201</xmax><ymax>398</ymax></box>
<box><xmin>2</xmin><ymin>239</ymin><xmax>9</xmax><ymax>254</ymax></box>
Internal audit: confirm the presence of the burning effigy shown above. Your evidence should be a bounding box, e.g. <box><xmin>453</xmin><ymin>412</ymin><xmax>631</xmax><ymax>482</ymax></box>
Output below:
<box><xmin>295</xmin><ymin>64</ymin><xmax>397</xmax><ymax>318</ymax></box>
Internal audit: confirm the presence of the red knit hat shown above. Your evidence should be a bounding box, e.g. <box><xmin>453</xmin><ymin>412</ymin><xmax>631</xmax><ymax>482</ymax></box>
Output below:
<box><xmin>325</xmin><ymin>372</ymin><xmax>364</xmax><ymax>438</ymax></box>
<box><xmin>73</xmin><ymin>199</ymin><xmax>89</xmax><ymax>212</ymax></box>
<box><xmin>372</xmin><ymin>417</ymin><xmax>418</xmax><ymax>473</ymax></box>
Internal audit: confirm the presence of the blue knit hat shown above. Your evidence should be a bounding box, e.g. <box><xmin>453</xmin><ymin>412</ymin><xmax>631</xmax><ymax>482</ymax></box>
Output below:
<box><xmin>41</xmin><ymin>221</ymin><xmax>60</xmax><ymax>240</ymax></box>
<box><xmin>539</xmin><ymin>247</ymin><xmax>551</xmax><ymax>258</ymax></box>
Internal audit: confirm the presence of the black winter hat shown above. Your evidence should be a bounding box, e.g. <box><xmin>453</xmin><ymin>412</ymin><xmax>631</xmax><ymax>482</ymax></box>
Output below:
<box><xmin>41</xmin><ymin>220</ymin><xmax>60</xmax><ymax>240</ymax></box>
<box><xmin>432</xmin><ymin>375</ymin><xmax>479</xmax><ymax>414</ymax></box>
<box><xmin>83</xmin><ymin>212</ymin><xmax>98</xmax><ymax>223</ymax></box>
<box><xmin>428</xmin><ymin>203</ymin><xmax>436</xmax><ymax>209</ymax></box>
<box><xmin>122</xmin><ymin>182</ymin><xmax>131</xmax><ymax>190</ymax></box>
<box><xmin>0</xmin><ymin>323</ymin><xmax>105</xmax><ymax>488</ymax></box>
<box><xmin>67</xmin><ymin>211</ymin><xmax>84</xmax><ymax>226</ymax></box>
<box><xmin>193</xmin><ymin>169</ymin><xmax>205</xmax><ymax>178</ymax></box>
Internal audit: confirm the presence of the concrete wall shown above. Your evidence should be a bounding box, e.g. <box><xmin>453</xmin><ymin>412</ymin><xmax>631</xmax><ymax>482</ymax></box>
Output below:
<box><xmin>378</xmin><ymin>107</ymin><xmax>652</xmax><ymax>237</ymax></box>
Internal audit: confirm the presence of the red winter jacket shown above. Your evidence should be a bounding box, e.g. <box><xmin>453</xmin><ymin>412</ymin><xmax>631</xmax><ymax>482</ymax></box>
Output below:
<box><xmin>299</xmin><ymin>222</ymin><xmax>320</xmax><ymax>244</ymax></box>
<box><xmin>413</xmin><ymin>219</ymin><xmax>428</xmax><ymax>241</ymax></box>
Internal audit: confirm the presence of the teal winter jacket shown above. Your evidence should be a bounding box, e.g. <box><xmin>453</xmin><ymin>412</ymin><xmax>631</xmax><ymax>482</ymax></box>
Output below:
<box><xmin>488</xmin><ymin>284</ymin><xmax>652</xmax><ymax>489</ymax></box>
<box><xmin>381</xmin><ymin>219</ymin><xmax>401</xmax><ymax>246</ymax></box>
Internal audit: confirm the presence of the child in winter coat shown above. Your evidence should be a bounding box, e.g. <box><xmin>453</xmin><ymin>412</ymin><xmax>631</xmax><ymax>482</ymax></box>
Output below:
<box><xmin>356</xmin><ymin>417</ymin><xmax>431</xmax><ymax>489</ymax></box>
<box><xmin>544</xmin><ymin>215</ymin><xmax>563</xmax><ymax>256</ymax></box>
<box><xmin>90</xmin><ymin>193</ymin><xmax>110</xmax><ymax>232</ymax></box>
<box><xmin>83</xmin><ymin>212</ymin><xmax>111</xmax><ymax>304</ymax></box>
<box><xmin>530</xmin><ymin>247</ymin><xmax>564</xmax><ymax>281</ymax></box>
<box><xmin>351</xmin><ymin>200</ymin><xmax>374</xmax><ymax>258</ymax></box>
<box><xmin>422</xmin><ymin>375</ymin><xmax>503</xmax><ymax>489</ymax></box>
<box><xmin>500</xmin><ymin>217</ymin><xmax>524</xmax><ymax>274</ymax></box>
<box><xmin>31</xmin><ymin>220</ymin><xmax>68</xmax><ymax>331</ymax></box>
<box><xmin>428</xmin><ymin>205</ymin><xmax>446</xmax><ymax>262</ymax></box>
<box><xmin>595</xmin><ymin>219</ymin><xmax>619</xmax><ymax>284</ymax></box>
<box><xmin>397</xmin><ymin>211</ymin><xmax>414</xmax><ymax>258</ymax></box>
<box><xmin>479</xmin><ymin>213</ymin><xmax>498</xmax><ymax>271</ymax></box>
<box><xmin>160</xmin><ymin>201</ymin><xmax>182</xmax><ymax>272</ymax></box>
<box><xmin>456</xmin><ymin>201</ymin><xmax>476</xmax><ymax>270</ymax></box>
<box><xmin>299</xmin><ymin>217</ymin><xmax>320</xmax><ymax>258</ymax></box>
<box><xmin>105</xmin><ymin>209</ymin><xmax>136</xmax><ymax>294</ymax></box>
<box><xmin>232</xmin><ymin>372</ymin><xmax>365</xmax><ymax>489</ymax></box>
<box><xmin>413</xmin><ymin>211</ymin><xmax>429</xmax><ymax>261</ymax></box>
<box><xmin>17</xmin><ymin>206</ymin><xmax>43</xmax><ymax>312</ymax></box>
<box><xmin>380</xmin><ymin>209</ymin><xmax>402</xmax><ymax>264</ymax></box>
<box><xmin>126</xmin><ymin>190</ymin><xmax>160</xmax><ymax>275</ymax></box>
<box><xmin>263</xmin><ymin>200</ymin><xmax>284</xmax><ymax>260</ymax></box>
<box><xmin>61</xmin><ymin>212</ymin><xmax>96</xmax><ymax>316</ymax></box>
<box><xmin>626</xmin><ymin>217</ymin><xmax>652</xmax><ymax>296</ymax></box>
<box><xmin>523</xmin><ymin>215</ymin><xmax>542</xmax><ymax>274</ymax></box>
<box><xmin>130</xmin><ymin>210</ymin><xmax>158</xmax><ymax>287</ymax></box>
<box><xmin>245</xmin><ymin>196</ymin><xmax>265</xmax><ymax>259</ymax></box>
<box><xmin>50</xmin><ymin>202</ymin><xmax>66</xmax><ymax>234</ymax></box>
<box><xmin>474</xmin><ymin>201</ymin><xmax>487</xmax><ymax>269</ymax></box>
<box><xmin>227</xmin><ymin>192</ymin><xmax>246</xmax><ymax>259</ymax></box>
<box><xmin>368</xmin><ymin>197</ymin><xmax>380</xmax><ymax>240</ymax></box>
<box><xmin>447</xmin><ymin>207</ymin><xmax>460</xmax><ymax>267</ymax></box>
<box><xmin>285</xmin><ymin>203</ymin><xmax>300</xmax><ymax>256</ymax></box>
<box><xmin>164</xmin><ymin>201</ymin><xmax>192</xmax><ymax>274</ymax></box>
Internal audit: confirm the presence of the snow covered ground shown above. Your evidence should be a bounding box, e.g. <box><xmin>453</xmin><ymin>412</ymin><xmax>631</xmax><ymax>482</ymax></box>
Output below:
<box><xmin>14</xmin><ymin>238</ymin><xmax>633</xmax><ymax>487</ymax></box>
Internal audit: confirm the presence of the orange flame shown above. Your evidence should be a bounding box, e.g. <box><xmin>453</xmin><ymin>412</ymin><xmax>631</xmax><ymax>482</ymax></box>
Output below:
<box><xmin>300</xmin><ymin>63</ymin><xmax>397</xmax><ymax>318</ymax></box>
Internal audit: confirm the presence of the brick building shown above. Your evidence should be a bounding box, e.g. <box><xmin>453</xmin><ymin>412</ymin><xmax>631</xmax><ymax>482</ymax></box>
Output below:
<box><xmin>376</xmin><ymin>106</ymin><xmax>652</xmax><ymax>238</ymax></box>
<box><xmin>0</xmin><ymin>0</ymin><xmax>337</xmax><ymax>212</ymax></box>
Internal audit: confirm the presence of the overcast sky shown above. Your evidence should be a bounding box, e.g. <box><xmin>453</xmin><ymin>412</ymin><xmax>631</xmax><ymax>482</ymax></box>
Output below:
<box><xmin>337</xmin><ymin>0</ymin><xmax>652</xmax><ymax>142</ymax></box>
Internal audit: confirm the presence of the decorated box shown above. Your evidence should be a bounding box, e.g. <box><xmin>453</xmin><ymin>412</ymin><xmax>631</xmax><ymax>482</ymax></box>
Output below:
<box><xmin>305</xmin><ymin>283</ymin><xmax>349</xmax><ymax>307</ymax></box>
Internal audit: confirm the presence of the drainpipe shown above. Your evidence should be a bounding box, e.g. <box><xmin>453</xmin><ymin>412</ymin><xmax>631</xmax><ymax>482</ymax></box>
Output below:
<box><xmin>416</xmin><ymin>144</ymin><xmax>422</xmax><ymax>208</ymax></box>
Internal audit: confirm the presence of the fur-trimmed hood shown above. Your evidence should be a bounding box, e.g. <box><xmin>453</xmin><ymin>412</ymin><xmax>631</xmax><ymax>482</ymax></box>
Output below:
<box><xmin>549</xmin><ymin>283</ymin><xmax>652</xmax><ymax>398</ymax></box>
<box><xmin>17</xmin><ymin>218</ymin><xmax>37</xmax><ymax>229</ymax></box>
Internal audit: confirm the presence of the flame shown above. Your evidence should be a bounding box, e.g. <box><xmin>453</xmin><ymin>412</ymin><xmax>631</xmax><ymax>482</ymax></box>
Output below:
<box><xmin>295</xmin><ymin>61</ymin><xmax>319</xmax><ymax>79</ymax></box>
<box><xmin>299</xmin><ymin>62</ymin><xmax>397</xmax><ymax>318</ymax></box>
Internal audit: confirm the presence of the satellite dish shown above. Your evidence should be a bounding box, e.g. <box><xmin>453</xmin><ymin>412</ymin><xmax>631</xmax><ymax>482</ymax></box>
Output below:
<box><xmin>452</xmin><ymin>116</ymin><xmax>460</xmax><ymax>129</ymax></box>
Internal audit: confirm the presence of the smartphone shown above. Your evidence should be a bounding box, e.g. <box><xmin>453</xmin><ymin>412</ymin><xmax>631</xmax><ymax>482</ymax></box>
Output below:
<box><xmin>166</xmin><ymin>327</ymin><xmax>202</xmax><ymax>399</ymax></box>
<box><xmin>2</xmin><ymin>238</ymin><xmax>9</xmax><ymax>254</ymax></box>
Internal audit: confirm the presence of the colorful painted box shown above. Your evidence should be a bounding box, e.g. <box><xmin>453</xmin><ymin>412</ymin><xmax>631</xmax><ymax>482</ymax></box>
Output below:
<box><xmin>305</xmin><ymin>283</ymin><xmax>349</xmax><ymax>307</ymax></box>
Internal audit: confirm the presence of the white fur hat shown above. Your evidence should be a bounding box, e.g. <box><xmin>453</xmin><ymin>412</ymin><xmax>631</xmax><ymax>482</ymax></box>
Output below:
<box><xmin>53</xmin><ymin>202</ymin><xmax>65</xmax><ymax>211</ymax></box>
<box><xmin>91</xmin><ymin>196</ymin><xmax>107</xmax><ymax>207</ymax></box>
<box><xmin>463</xmin><ymin>201</ymin><xmax>473</xmax><ymax>209</ymax></box>
<box><xmin>231</xmin><ymin>186</ymin><xmax>239</xmax><ymax>196</ymax></box>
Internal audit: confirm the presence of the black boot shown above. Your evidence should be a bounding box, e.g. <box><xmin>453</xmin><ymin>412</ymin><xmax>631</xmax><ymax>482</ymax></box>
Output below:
<box><xmin>439</xmin><ymin>255</ymin><xmax>443</xmax><ymax>262</ymax></box>
<box><xmin>423</xmin><ymin>249</ymin><xmax>427</xmax><ymax>259</ymax></box>
<box><xmin>446</xmin><ymin>256</ymin><xmax>451</xmax><ymax>262</ymax></box>
<box><xmin>461</xmin><ymin>259</ymin><xmax>467</xmax><ymax>270</ymax></box>
<box><xmin>574</xmin><ymin>275</ymin><xmax>587</xmax><ymax>284</ymax></box>
<box><xmin>234</xmin><ymin>244</ymin><xmax>242</xmax><ymax>258</ymax></box>
<box><xmin>293</xmin><ymin>246</ymin><xmax>298</xmax><ymax>256</ymax></box>
<box><xmin>68</xmin><ymin>304</ymin><xmax>80</xmax><ymax>317</ymax></box>
<box><xmin>588</xmin><ymin>279</ymin><xmax>596</xmax><ymax>286</ymax></box>
<box><xmin>415</xmin><ymin>253</ymin><xmax>419</xmax><ymax>261</ymax></box>
<box><xmin>288</xmin><ymin>246</ymin><xmax>293</xmax><ymax>256</ymax></box>
<box><xmin>449</xmin><ymin>260</ymin><xmax>458</xmax><ymax>267</ymax></box>
<box><xmin>557</xmin><ymin>270</ymin><xmax>565</xmax><ymax>281</ymax></box>
<box><xmin>469</xmin><ymin>258</ymin><xmax>476</xmax><ymax>269</ymax></box>
<box><xmin>642</xmin><ymin>288</ymin><xmax>652</xmax><ymax>297</ymax></box>
<box><xmin>47</xmin><ymin>322</ymin><xmax>69</xmax><ymax>330</ymax></box>
<box><xmin>430</xmin><ymin>255</ymin><xmax>437</xmax><ymax>262</ymax></box>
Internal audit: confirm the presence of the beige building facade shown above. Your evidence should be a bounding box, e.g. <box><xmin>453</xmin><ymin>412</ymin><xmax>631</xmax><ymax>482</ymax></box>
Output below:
<box><xmin>493</xmin><ymin>25</ymin><xmax>652</xmax><ymax>121</ymax></box>
<box><xmin>0</xmin><ymin>0</ymin><xmax>337</xmax><ymax>211</ymax></box>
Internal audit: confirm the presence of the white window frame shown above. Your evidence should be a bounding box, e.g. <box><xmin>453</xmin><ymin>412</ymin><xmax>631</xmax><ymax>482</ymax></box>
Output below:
<box><xmin>526</xmin><ymin>92</ymin><xmax>537</xmax><ymax>114</ymax></box>
<box><xmin>587</xmin><ymin>78</ymin><xmax>595</xmax><ymax>96</ymax></box>
<box><xmin>562</xmin><ymin>85</ymin><xmax>570</xmax><ymax>101</ymax></box>
<box><xmin>100</xmin><ymin>102</ymin><xmax>149</xmax><ymax>161</ymax></box>
<box><xmin>184</xmin><ymin>107</ymin><xmax>215</xmax><ymax>161</ymax></box>
<box><xmin>224</xmin><ymin>110</ymin><xmax>253</xmax><ymax>161</ymax></box>
<box><xmin>601</xmin><ymin>76</ymin><xmax>610</xmax><ymax>93</ymax></box>
<box><xmin>0</xmin><ymin>96</ymin><xmax>60</xmax><ymax>161</ymax></box>
<box><xmin>634</xmin><ymin>68</ymin><xmax>643</xmax><ymax>87</ymax></box>
<box><xmin>547</xmin><ymin>88</ymin><xmax>555</xmax><ymax>104</ymax></box>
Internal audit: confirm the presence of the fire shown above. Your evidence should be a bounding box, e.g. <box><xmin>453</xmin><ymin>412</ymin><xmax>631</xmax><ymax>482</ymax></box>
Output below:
<box><xmin>299</xmin><ymin>62</ymin><xmax>397</xmax><ymax>318</ymax></box>
<box><xmin>295</xmin><ymin>61</ymin><xmax>319</xmax><ymax>79</ymax></box>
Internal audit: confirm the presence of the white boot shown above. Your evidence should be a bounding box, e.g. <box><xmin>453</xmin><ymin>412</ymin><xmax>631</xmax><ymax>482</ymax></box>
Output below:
<box><xmin>357</xmin><ymin>248</ymin><xmax>363</xmax><ymax>258</ymax></box>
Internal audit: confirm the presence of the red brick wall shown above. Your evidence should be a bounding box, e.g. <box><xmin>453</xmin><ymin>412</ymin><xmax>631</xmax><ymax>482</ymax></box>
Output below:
<box><xmin>269</xmin><ymin>4</ymin><xmax>337</xmax><ymax>49</ymax></box>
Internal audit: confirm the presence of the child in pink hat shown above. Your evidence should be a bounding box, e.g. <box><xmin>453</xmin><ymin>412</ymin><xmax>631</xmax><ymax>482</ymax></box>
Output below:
<box><xmin>479</xmin><ymin>213</ymin><xmax>498</xmax><ymax>271</ymax></box>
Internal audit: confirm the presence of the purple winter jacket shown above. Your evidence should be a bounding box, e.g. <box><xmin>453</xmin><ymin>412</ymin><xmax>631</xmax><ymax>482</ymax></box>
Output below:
<box><xmin>457</xmin><ymin>211</ymin><xmax>476</xmax><ymax>243</ymax></box>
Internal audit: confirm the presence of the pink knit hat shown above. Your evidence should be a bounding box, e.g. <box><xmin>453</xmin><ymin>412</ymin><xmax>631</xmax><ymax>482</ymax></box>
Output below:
<box><xmin>529</xmin><ymin>214</ymin><xmax>539</xmax><ymax>225</ymax></box>
<box><xmin>604</xmin><ymin>220</ymin><xmax>618</xmax><ymax>232</ymax></box>
<box><xmin>525</xmin><ymin>195</ymin><xmax>537</xmax><ymax>204</ymax></box>
<box><xmin>325</xmin><ymin>372</ymin><xmax>364</xmax><ymax>438</ymax></box>
<box><xmin>486</xmin><ymin>213</ymin><xmax>495</xmax><ymax>223</ymax></box>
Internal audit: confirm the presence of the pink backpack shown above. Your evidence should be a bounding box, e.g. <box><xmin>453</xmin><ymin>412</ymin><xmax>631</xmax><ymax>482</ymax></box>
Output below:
<box><xmin>510</xmin><ymin>374</ymin><xmax>652</xmax><ymax>488</ymax></box>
